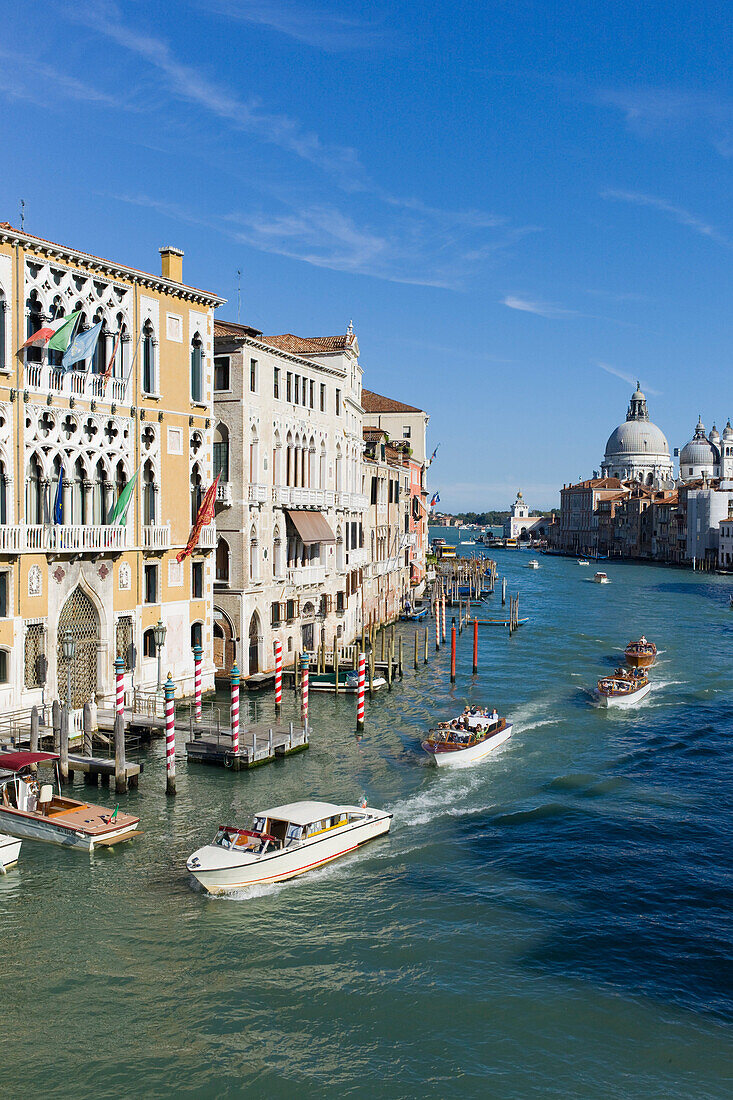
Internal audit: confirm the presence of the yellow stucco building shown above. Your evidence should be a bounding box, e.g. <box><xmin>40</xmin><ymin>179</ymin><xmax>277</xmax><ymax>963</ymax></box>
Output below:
<box><xmin>0</xmin><ymin>223</ymin><xmax>224</xmax><ymax>716</ymax></box>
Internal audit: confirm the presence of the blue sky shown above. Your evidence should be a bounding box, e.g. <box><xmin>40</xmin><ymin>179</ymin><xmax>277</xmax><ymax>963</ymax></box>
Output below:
<box><xmin>1</xmin><ymin>0</ymin><xmax>730</xmax><ymax>510</ymax></box>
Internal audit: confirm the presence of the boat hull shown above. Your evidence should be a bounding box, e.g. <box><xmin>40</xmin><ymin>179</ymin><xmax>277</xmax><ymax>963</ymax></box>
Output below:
<box><xmin>0</xmin><ymin>833</ymin><xmax>21</xmax><ymax>870</ymax></box>
<box><xmin>310</xmin><ymin>676</ymin><xmax>386</xmax><ymax>693</ymax></box>
<box><xmin>0</xmin><ymin>807</ymin><xmax>139</xmax><ymax>851</ymax></box>
<box><xmin>187</xmin><ymin>812</ymin><xmax>392</xmax><ymax>894</ymax></box>
<box><xmin>596</xmin><ymin>681</ymin><xmax>652</xmax><ymax>708</ymax></box>
<box><xmin>423</xmin><ymin>723</ymin><xmax>513</xmax><ymax>768</ymax></box>
<box><xmin>625</xmin><ymin>651</ymin><xmax>656</xmax><ymax>669</ymax></box>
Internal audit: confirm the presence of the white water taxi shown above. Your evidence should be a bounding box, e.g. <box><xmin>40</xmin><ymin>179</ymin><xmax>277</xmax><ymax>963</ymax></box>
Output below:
<box><xmin>577</xmin><ymin>559</ymin><xmax>590</xmax><ymax>566</ymax></box>
<box><xmin>527</xmin><ymin>559</ymin><xmax>540</xmax><ymax>569</ymax></box>
<box><xmin>422</xmin><ymin>710</ymin><xmax>513</xmax><ymax>768</ymax></box>
<box><xmin>593</xmin><ymin>571</ymin><xmax>610</xmax><ymax>584</ymax></box>
<box><xmin>186</xmin><ymin>800</ymin><xmax>392</xmax><ymax>895</ymax></box>
<box><xmin>595</xmin><ymin>669</ymin><xmax>651</xmax><ymax>708</ymax></box>
<box><xmin>0</xmin><ymin>833</ymin><xmax>21</xmax><ymax>871</ymax></box>
<box><xmin>0</xmin><ymin>752</ymin><xmax>140</xmax><ymax>852</ymax></box>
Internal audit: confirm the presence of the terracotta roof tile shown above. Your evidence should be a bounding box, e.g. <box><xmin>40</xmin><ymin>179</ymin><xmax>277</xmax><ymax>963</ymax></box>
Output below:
<box><xmin>361</xmin><ymin>389</ymin><xmax>423</xmax><ymax>414</ymax></box>
<box><xmin>214</xmin><ymin>318</ymin><xmax>263</xmax><ymax>339</ymax></box>
<box><xmin>264</xmin><ymin>333</ymin><xmax>357</xmax><ymax>354</ymax></box>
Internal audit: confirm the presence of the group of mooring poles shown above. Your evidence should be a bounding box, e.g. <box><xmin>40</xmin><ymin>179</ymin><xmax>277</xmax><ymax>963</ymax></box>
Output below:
<box><xmin>447</xmin><ymin>615</ymin><xmax>481</xmax><ymax>683</ymax></box>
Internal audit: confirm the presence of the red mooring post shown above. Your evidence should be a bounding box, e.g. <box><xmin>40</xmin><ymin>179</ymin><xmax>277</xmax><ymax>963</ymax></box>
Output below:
<box><xmin>300</xmin><ymin>653</ymin><xmax>310</xmax><ymax>731</ymax></box>
<box><xmin>114</xmin><ymin>655</ymin><xmax>125</xmax><ymax>717</ymax></box>
<box><xmin>193</xmin><ymin>642</ymin><xmax>203</xmax><ymax>722</ymax></box>
<box><xmin>450</xmin><ymin>617</ymin><xmax>456</xmax><ymax>683</ymax></box>
<box><xmin>230</xmin><ymin>663</ymin><xmax>240</xmax><ymax>755</ymax></box>
<box><xmin>274</xmin><ymin>638</ymin><xmax>283</xmax><ymax>715</ymax></box>
<box><xmin>164</xmin><ymin>672</ymin><xmax>176</xmax><ymax>797</ymax></box>
<box><xmin>473</xmin><ymin>617</ymin><xmax>479</xmax><ymax>675</ymax></box>
<box><xmin>356</xmin><ymin>651</ymin><xmax>365</xmax><ymax>732</ymax></box>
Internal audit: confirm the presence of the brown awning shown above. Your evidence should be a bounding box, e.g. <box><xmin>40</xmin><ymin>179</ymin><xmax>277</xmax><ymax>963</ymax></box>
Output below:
<box><xmin>286</xmin><ymin>510</ymin><xmax>336</xmax><ymax>544</ymax></box>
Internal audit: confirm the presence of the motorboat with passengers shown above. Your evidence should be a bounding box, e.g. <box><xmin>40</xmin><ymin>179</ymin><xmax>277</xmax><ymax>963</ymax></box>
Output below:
<box><xmin>422</xmin><ymin>706</ymin><xmax>513</xmax><ymax>767</ymax></box>
<box><xmin>0</xmin><ymin>752</ymin><xmax>140</xmax><ymax>851</ymax></box>
<box><xmin>595</xmin><ymin>668</ymin><xmax>651</xmax><ymax>708</ymax></box>
<box><xmin>186</xmin><ymin>800</ymin><xmax>392</xmax><ymax>894</ymax></box>
<box><xmin>624</xmin><ymin>636</ymin><xmax>657</xmax><ymax>669</ymax></box>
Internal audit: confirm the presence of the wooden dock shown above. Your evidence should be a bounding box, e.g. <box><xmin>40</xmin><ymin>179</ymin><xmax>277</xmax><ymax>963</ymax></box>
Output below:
<box><xmin>185</xmin><ymin>722</ymin><xmax>309</xmax><ymax>771</ymax></box>
<box><xmin>69</xmin><ymin>753</ymin><xmax>142</xmax><ymax>788</ymax></box>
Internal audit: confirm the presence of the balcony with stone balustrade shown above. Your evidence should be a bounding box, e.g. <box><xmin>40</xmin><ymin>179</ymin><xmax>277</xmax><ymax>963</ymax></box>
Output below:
<box><xmin>23</xmin><ymin>362</ymin><xmax>129</xmax><ymax>405</ymax></box>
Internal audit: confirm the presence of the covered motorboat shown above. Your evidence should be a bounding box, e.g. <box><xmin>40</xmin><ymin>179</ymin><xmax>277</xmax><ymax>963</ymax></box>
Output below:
<box><xmin>0</xmin><ymin>752</ymin><xmax>140</xmax><ymax>852</ymax></box>
<box><xmin>625</xmin><ymin>637</ymin><xmax>657</xmax><ymax>668</ymax></box>
<box><xmin>595</xmin><ymin>668</ymin><xmax>651</xmax><ymax>708</ymax></box>
<box><xmin>422</xmin><ymin>710</ymin><xmax>513</xmax><ymax>768</ymax></box>
<box><xmin>187</xmin><ymin>800</ymin><xmax>392</xmax><ymax>894</ymax></box>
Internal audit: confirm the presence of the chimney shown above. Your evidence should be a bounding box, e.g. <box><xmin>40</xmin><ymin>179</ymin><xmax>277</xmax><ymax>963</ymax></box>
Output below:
<box><xmin>159</xmin><ymin>246</ymin><xmax>184</xmax><ymax>283</ymax></box>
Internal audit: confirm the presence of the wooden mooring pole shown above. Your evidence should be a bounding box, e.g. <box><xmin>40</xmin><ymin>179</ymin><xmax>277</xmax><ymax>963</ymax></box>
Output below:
<box><xmin>114</xmin><ymin>712</ymin><xmax>126</xmax><ymax>795</ymax></box>
<box><xmin>59</xmin><ymin>705</ymin><xmax>69</xmax><ymax>785</ymax></box>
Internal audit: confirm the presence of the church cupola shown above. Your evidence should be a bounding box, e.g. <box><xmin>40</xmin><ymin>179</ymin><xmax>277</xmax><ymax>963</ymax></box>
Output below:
<box><xmin>626</xmin><ymin>382</ymin><xmax>650</xmax><ymax>422</ymax></box>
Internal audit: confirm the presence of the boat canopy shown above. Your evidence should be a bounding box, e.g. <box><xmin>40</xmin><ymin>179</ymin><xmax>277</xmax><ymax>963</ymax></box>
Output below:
<box><xmin>0</xmin><ymin>751</ymin><xmax>58</xmax><ymax>771</ymax></box>
<box><xmin>255</xmin><ymin>800</ymin><xmax>346</xmax><ymax>827</ymax></box>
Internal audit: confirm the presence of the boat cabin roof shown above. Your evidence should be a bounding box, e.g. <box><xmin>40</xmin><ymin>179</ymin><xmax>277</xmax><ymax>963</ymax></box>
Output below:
<box><xmin>0</xmin><ymin>751</ymin><xmax>57</xmax><ymax>772</ymax></box>
<box><xmin>256</xmin><ymin>800</ymin><xmax>346</xmax><ymax>826</ymax></box>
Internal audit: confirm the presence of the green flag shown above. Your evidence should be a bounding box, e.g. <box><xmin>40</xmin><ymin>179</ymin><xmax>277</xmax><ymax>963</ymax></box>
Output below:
<box><xmin>47</xmin><ymin>311</ymin><xmax>80</xmax><ymax>353</ymax></box>
<box><xmin>108</xmin><ymin>467</ymin><xmax>139</xmax><ymax>526</ymax></box>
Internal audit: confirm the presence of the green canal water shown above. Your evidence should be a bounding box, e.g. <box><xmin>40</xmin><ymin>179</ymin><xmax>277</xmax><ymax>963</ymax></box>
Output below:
<box><xmin>3</xmin><ymin>551</ymin><xmax>733</xmax><ymax>1099</ymax></box>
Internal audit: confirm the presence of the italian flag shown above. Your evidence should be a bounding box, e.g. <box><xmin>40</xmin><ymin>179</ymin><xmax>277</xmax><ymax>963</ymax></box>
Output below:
<box><xmin>19</xmin><ymin>311</ymin><xmax>80</xmax><ymax>353</ymax></box>
<box><xmin>108</xmin><ymin>466</ymin><xmax>139</xmax><ymax>527</ymax></box>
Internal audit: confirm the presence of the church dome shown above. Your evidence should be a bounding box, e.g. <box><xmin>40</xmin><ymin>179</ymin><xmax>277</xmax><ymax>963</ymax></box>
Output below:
<box><xmin>603</xmin><ymin>383</ymin><xmax>670</xmax><ymax>462</ymax></box>
<box><xmin>710</xmin><ymin>424</ymin><xmax>721</xmax><ymax>444</ymax></box>
<box><xmin>680</xmin><ymin>417</ymin><xmax>720</xmax><ymax>467</ymax></box>
<box><xmin>723</xmin><ymin>420</ymin><xmax>733</xmax><ymax>442</ymax></box>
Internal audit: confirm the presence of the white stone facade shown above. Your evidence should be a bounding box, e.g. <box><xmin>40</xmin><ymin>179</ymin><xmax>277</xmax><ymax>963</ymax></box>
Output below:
<box><xmin>213</xmin><ymin>322</ymin><xmax>368</xmax><ymax>677</ymax></box>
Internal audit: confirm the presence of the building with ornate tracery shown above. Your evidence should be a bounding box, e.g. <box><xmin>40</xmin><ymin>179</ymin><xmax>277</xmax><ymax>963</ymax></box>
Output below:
<box><xmin>0</xmin><ymin>223</ymin><xmax>223</xmax><ymax>713</ymax></box>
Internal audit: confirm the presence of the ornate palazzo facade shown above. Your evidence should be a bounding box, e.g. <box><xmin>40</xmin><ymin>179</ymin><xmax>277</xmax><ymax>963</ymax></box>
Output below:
<box><xmin>0</xmin><ymin>224</ymin><xmax>223</xmax><ymax>713</ymax></box>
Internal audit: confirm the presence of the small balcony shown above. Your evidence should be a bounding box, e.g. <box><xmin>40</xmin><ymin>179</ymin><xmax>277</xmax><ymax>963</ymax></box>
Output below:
<box><xmin>24</xmin><ymin>362</ymin><xmax>128</xmax><ymax>405</ymax></box>
<box><xmin>248</xmin><ymin>483</ymin><xmax>268</xmax><ymax>504</ymax></box>
<box><xmin>216</xmin><ymin>482</ymin><xmax>233</xmax><ymax>506</ymax></box>
<box><xmin>273</xmin><ymin>486</ymin><xmax>335</xmax><ymax>509</ymax></box>
<box><xmin>287</xmin><ymin>564</ymin><xmax>326</xmax><ymax>586</ymax></box>
<box><xmin>335</xmin><ymin>491</ymin><xmax>368</xmax><ymax>511</ymax></box>
<box><xmin>142</xmin><ymin>524</ymin><xmax>170</xmax><ymax>551</ymax></box>
<box><xmin>197</xmin><ymin>525</ymin><xmax>217</xmax><ymax>549</ymax></box>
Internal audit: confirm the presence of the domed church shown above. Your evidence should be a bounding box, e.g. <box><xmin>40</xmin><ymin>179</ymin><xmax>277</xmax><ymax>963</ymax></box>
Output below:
<box><xmin>600</xmin><ymin>384</ymin><xmax>673</xmax><ymax>487</ymax></box>
<box><xmin>679</xmin><ymin>417</ymin><xmax>733</xmax><ymax>482</ymax></box>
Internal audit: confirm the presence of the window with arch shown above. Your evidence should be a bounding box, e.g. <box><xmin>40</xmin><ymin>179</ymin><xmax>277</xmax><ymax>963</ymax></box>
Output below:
<box><xmin>216</xmin><ymin>537</ymin><xmax>230</xmax><ymax>584</ymax></box>
<box><xmin>0</xmin><ymin>648</ymin><xmax>8</xmax><ymax>683</ymax></box>
<box><xmin>213</xmin><ymin>423</ymin><xmax>229</xmax><ymax>481</ymax></box>
<box><xmin>92</xmin><ymin>311</ymin><xmax>107</xmax><ymax>375</ymax></box>
<box><xmin>191</xmin><ymin>622</ymin><xmax>203</xmax><ymax>649</ymax></box>
<box><xmin>114</xmin><ymin>313</ymin><xmax>128</xmax><ymax>379</ymax></box>
<box><xmin>272</xmin><ymin>526</ymin><xmax>284</xmax><ymax>579</ymax></box>
<box><xmin>249</xmin><ymin>526</ymin><xmax>259</xmax><ymax>582</ymax></box>
<box><xmin>26</xmin><ymin>453</ymin><xmax>44</xmax><ymax>525</ymax></box>
<box><xmin>191</xmin><ymin>331</ymin><xmax>203</xmax><ymax>402</ymax></box>
<box><xmin>143</xmin><ymin>460</ymin><xmax>157</xmax><ymax>525</ymax></box>
<box><xmin>142</xmin><ymin>320</ymin><xmax>156</xmax><ymax>394</ymax></box>
<box><xmin>336</xmin><ymin>528</ymin><xmax>344</xmax><ymax>571</ymax></box>
<box><xmin>249</xmin><ymin>425</ymin><xmax>259</xmax><ymax>482</ymax></box>
<box><xmin>272</xmin><ymin>431</ymin><xmax>282</xmax><ymax>485</ymax></box>
<box><xmin>190</xmin><ymin>464</ymin><xmax>203</xmax><ymax>524</ymax></box>
<box><xmin>71</xmin><ymin>456</ymin><xmax>88</xmax><ymax>525</ymax></box>
<box><xmin>47</xmin><ymin>297</ymin><xmax>65</xmax><ymax>368</ymax></box>
<box><xmin>113</xmin><ymin>461</ymin><xmax>127</xmax><ymax>523</ymax></box>
<box><xmin>26</xmin><ymin>291</ymin><xmax>44</xmax><ymax>364</ymax></box>
<box><xmin>143</xmin><ymin>628</ymin><xmax>156</xmax><ymax>658</ymax></box>
<box><xmin>93</xmin><ymin>458</ymin><xmax>109</xmax><ymax>525</ymax></box>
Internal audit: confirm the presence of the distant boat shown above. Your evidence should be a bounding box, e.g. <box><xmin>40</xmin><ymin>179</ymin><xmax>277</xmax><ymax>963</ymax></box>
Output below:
<box><xmin>625</xmin><ymin>638</ymin><xmax>657</xmax><ymax>668</ymax></box>
<box><xmin>577</xmin><ymin>559</ymin><xmax>590</xmax><ymax>566</ymax></box>
<box><xmin>460</xmin><ymin>540</ymin><xmax>476</xmax><ymax>546</ymax></box>
<box><xmin>400</xmin><ymin>606</ymin><xmax>428</xmax><ymax>622</ymax></box>
<box><xmin>593</xmin><ymin>571</ymin><xmax>610</xmax><ymax>584</ymax></box>
<box><xmin>527</xmin><ymin>559</ymin><xmax>540</xmax><ymax>569</ymax></box>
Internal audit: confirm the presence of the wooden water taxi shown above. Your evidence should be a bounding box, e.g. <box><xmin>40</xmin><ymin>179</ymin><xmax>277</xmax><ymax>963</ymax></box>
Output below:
<box><xmin>0</xmin><ymin>752</ymin><xmax>140</xmax><ymax>851</ymax></box>
<box><xmin>595</xmin><ymin>668</ymin><xmax>651</xmax><ymax>708</ymax></box>
<box><xmin>186</xmin><ymin>800</ymin><xmax>392</xmax><ymax>894</ymax></box>
<box><xmin>593</xmin><ymin>571</ymin><xmax>610</xmax><ymax>584</ymax></box>
<box><xmin>625</xmin><ymin>637</ymin><xmax>657</xmax><ymax>669</ymax></box>
<box><xmin>422</xmin><ymin>710</ymin><xmax>512</xmax><ymax>767</ymax></box>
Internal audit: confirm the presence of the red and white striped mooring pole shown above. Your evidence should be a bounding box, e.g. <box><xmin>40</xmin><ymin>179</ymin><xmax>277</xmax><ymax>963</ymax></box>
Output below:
<box><xmin>274</xmin><ymin>639</ymin><xmax>283</xmax><ymax>715</ymax></box>
<box><xmin>300</xmin><ymin>653</ymin><xmax>310</xmax><ymax>731</ymax></box>
<box><xmin>193</xmin><ymin>643</ymin><xmax>203</xmax><ymax>722</ymax></box>
<box><xmin>230</xmin><ymin>663</ymin><xmax>240</xmax><ymax>755</ymax></box>
<box><xmin>356</xmin><ymin>651</ymin><xmax>365</xmax><ymax>732</ymax></box>
<box><xmin>164</xmin><ymin>672</ymin><xmax>176</xmax><ymax>797</ymax></box>
<box><xmin>114</xmin><ymin>656</ymin><xmax>125</xmax><ymax>718</ymax></box>
<box><xmin>441</xmin><ymin>593</ymin><xmax>446</xmax><ymax>643</ymax></box>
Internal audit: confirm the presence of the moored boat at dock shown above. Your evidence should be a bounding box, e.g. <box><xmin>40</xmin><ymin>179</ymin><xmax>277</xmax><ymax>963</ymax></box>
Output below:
<box><xmin>595</xmin><ymin>668</ymin><xmax>651</xmax><ymax>708</ymax></box>
<box><xmin>422</xmin><ymin>708</ymin><xmax>513</xmax><ymax>767</ymax></box>
<box><xmin>0</xmin><ymin>752</ymin><xmax>140</xmax><ymax>851</ymax></box>
<box><xmin>625</xmin><ymin>637</ymin><xmax>657</xmax><ymax>668</ymax></box>
<box><xmin>309</xmin><ymin>670</ymin><xmax>387</xmax><ymax>692</ymax></box>
<box><xmin>186</xmin><ymin>800</ymin><xmax>392</xmax><ymax>894</ymax></box>
<box><xmin>0</xmin><ymin>832</ymin><xmax>21</xmax><ymax>871</ymax></box>
<box><xmin>399</xmin><ymin>606</ymin><xmax>428</xmax><ymax>622</ymax></box>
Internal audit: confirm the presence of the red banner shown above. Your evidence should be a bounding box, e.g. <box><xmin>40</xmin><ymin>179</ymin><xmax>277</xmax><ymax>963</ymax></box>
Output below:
<box><xmin>177</xmin><ymin>474</ymin><xmax>220</xmax><ymax>563</ymax></box>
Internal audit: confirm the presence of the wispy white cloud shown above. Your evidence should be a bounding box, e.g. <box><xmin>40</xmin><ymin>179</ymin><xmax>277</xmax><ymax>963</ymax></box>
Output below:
<box><xmin>601</xmin><ymin>189</ymin><xmax>733</xmax><ymax>248</ymax></box>
<box><xmin>501</xmin><ymin>295</ymin><xmax>576</xmax><ymax>319</ymax></box>
<box><xmin>0</xmin><ymin>48</ymin><xmax>132</xmax><ymax>111</ymax></box>
<box><xmin>596</xmin><ymin>360</ymin><xmax>661</xmax><ymax>395</ymax></box>
<box><xmin>201</xmin><ymin>0</ymin><xmax>383</xmax><ymax>51</ymax></box>
<box><xmin>599</xmin><ymin>86</ymin><xmax>733</xmax><ymax>157</ymax></box>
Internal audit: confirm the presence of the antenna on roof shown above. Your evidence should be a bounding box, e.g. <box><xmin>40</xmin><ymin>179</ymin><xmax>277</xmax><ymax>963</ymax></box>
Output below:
<box><xmin>19</xmin><ymin>199</ymin><xmax>25</xmax><ymax>231</ymax></box>
<box><xmin>236</xmin><ymin>269</ymin><xmax>242</xmax><ymax>324</ymax></box>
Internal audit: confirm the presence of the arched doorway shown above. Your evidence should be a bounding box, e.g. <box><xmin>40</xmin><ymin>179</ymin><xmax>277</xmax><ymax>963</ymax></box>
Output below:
<box><xmin>248</xmin><ymin>612</ymin><xmax>261</xmax><ymax>675</ymax></box>
<box><xmin>57</xmin><ymin>587</ymin><xmax>100</xmax><ymax>707</ymax></box>
<box><xmin>213</xmin><ymin>608</ymin><xmax>235</xmax><ymax>672</ymax></box>
<box><xmin>301</xmin><ymin>602</ymin><xmax>315</xmax><ymax>652</ymax></box>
